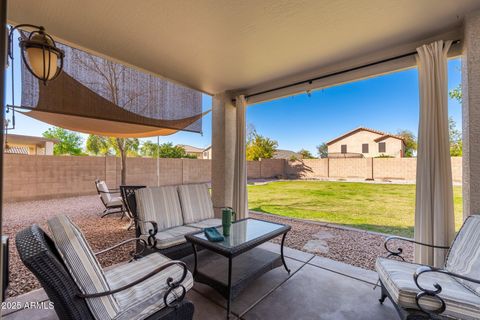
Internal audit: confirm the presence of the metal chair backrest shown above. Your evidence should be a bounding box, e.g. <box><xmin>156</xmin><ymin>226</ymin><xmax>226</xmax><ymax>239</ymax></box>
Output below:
<box><xmin>445</xmin><ymin>214</ymin><xmax>480</xmax><ymax>293</ymax></box>
<box><xmin>120</xmin><ymin>185</ymin><xmax>146</xmax><ymax>236</ymax></box>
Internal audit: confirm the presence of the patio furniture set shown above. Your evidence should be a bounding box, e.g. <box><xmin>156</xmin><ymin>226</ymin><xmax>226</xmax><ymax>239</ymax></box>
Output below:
<box><xmin>13</xmin><ymin>181</ymin><xmax>480</xmax><ymax>320</ymax></box>
<box><xmin>15</xmin><ymin>182</ymin><xmax>292</xmax><ymax>320</ymax></box>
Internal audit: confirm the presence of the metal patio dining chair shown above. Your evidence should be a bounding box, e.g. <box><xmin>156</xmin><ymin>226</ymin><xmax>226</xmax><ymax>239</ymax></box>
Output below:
<box><xmin>95</xmin><ymin>179</ymin><xmax>125</xmax><ymax>218</ymax></box>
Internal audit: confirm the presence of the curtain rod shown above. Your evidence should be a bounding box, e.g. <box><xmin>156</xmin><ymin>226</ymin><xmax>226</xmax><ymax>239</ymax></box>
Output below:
<box><xmin>243</xmin><ymin>39</ymin><xmax>461</xmax><ymax>101</ymax></box>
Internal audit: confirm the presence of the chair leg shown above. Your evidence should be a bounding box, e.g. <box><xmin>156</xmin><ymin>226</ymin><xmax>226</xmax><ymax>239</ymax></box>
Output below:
<box><xmin>101</xmin><ymin>209</ymin><xmax>108</xmax><ymax>218</ymax></box>
<box><xmin>379</xmin><ymin>282</ymin><xmax>388</xmax><ymax>304</ymax></box>
<box><xmin>100</xmin><ymin>207</ymin><xmax>123</xmax><ymax>218</ymax></box>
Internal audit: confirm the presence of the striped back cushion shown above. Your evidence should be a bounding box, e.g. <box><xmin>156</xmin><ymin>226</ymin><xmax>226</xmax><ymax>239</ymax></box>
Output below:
<box><xmin>135</xmin><ymin>186</ymin><xmax>184</xmax><ymax>234</ymax></box>
<box><xmin>47</xmin><ymin>215</ymin><xmax>120</xmax><ymax>319</ymax></box>
<box><xmin>97</xmin><ymin>181</ymin><xmax>111</xmax><ymax>203</ymax></box>
<box><xmin>446</xmin><ymin>215</ymin><xmax>480</xmax><ymax>295</ymax></box>
<box><xmin>178</xmin><ymin>184</ymin><xmax>214</xmax><ymax>224</ymax></box>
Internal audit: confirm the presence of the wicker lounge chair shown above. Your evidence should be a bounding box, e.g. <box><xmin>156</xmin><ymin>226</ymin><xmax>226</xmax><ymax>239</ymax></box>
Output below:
<box><xmin>95</xmin><ymin>179</ymin><xmax>125</xmax><ymax>218</ymax></box>
<box><xmin>16</xmin><ymin>215</ymin><xmax>195</xmax><ymax>320</ymax></box>
<box><xmin>376</xmin><ymin>215</ymin><xmax>480</xmax><ymax>320</ymax></box>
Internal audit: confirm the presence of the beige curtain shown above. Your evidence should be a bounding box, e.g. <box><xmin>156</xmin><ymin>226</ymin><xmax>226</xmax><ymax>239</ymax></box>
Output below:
<box><xmin>233</xmin><ymin>95</ymin><xmax>248</xmax><ymax>219</ymax></box>
<box><xmin>415</xmin><ymin>40</ymin><xmax>455</xmax><ymax>267</ymax></box>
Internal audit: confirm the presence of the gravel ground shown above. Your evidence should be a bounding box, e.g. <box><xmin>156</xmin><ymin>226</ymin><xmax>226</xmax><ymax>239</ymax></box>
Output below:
<box><xmin>249</xmin><ymin>212</ymin><xmax>414</xmax><ymax>270</ymax></box>
<box><xmin>3</xmin><ymin>195</ymin><xmax>135</xmax><ymax>297</ymax></box>
<box><xmin>3</xmin><ymin>196</ymin><xmax>413</xmax><ymax>298</ymax></box>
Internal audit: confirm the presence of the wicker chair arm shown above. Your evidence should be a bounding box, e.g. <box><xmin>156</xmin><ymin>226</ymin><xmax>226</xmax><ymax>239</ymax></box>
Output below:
<box><xmin>78</xmin><ymin>261</ymin><xmax>188</xmax><ymax>307</ymax></box>
<box><xmin>94</xmin><ymin>238</ymin><xmax>147</xmax><ymax>259</ymax></box>
<box><xmin>413</xmin><ymin>266</ymin><xmax>480</xmax><ymax>316</ymax></box>
<box><xmin>384</xmin><ymin>236</ymin><xmax>450</xmax><ymax>261</ymax></box>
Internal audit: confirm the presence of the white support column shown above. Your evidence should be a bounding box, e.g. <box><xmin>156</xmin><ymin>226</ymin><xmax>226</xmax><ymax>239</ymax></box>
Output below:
<box><xmin>462</xmin><ymin>10</ymin><xmax>480</xmax><ymax>219</ymax></box>
<box><xmin>211</xmin><ymin>92</ymin><xmax>236</xmax><ymax>217</ymax></box>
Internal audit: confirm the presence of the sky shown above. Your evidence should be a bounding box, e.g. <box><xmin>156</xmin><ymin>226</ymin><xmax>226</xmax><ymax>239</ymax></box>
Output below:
<box><xmin>5</xmin><ymin>57</ymin><xmax>462</xmax><ymax>155</ymax></box>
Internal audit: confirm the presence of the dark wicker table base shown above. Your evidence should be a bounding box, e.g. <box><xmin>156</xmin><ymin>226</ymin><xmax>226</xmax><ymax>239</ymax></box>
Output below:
<box><xmin>191</xmin><ymin>242</ymin><xmax>290</xmax><ymax>319</ymax></box>
<box><xmin>194</xmin><ymin>248</ymin><xmax>283</xmax><ymax>300</ymax></box>
<box><xmin>186</xmin><ymin>218</ymin><xmax>291</xmax><ymax>319</ymax></box>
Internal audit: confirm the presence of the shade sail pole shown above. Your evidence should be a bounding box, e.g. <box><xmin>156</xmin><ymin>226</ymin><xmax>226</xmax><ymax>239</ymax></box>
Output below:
<box><xmin>157</xmin><ymin>136</ymin><xmax>160</xmax><ymax>187</ymax></box>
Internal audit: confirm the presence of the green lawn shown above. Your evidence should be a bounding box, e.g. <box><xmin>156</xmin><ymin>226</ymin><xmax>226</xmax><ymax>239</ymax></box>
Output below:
<box><xmin>248</xmin><ymin>181</ymin><xmax>463</xmax><ymax>238</ymax></box>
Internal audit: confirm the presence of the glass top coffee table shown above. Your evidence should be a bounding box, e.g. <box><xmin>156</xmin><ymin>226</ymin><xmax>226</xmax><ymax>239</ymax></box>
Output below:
<box><xmin>185</xmin><ymin>218</ymin><xmax>291</xmax><ymax>319</ymax></box>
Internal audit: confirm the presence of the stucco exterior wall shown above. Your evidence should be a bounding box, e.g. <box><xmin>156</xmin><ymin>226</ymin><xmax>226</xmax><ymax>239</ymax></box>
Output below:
<box><xmin>328</xmin><ymin>130</ymin><xmax>404</xmax><ymax>157</ymax></box>
<box><xmin>462</xmin><ymin>10</ymin><xmax>480</xmax><ymax>218</ymax></box>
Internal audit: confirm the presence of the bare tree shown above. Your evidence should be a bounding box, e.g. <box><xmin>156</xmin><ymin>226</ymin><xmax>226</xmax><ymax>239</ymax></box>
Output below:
<box><xmin>73</xmin><ymin>52</ymin><xmax>143</xmax><ymax>184</ymax></box>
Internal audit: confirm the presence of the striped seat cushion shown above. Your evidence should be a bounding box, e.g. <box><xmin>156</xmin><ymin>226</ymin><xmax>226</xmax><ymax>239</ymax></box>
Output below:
<box><xmin>105</xmin><ymin>253</ymin><xmax>193</xmax><ymax>320</ymax></box>
<box><xmin>376</xmin><ymin>257</ymin><xmax>480</xmax><ymax>320</ymax></box>
<box><xmin>187</xmin><ymin>218</ymin><xmax>222</xmax><ymax>229</ymax></box>
<box><xmin>47</xmin><ymin>215</ymin><xmax>120</xmax><ymax>320</ymax></box>
<box><xmin>141</xmin><ymin>225</ymin><xmax>199</xmax><ymax>249</ymax></box>
<box><xmin>178</xmin><ymin>184</ymin><xmax>214</xmax><ymax>224</ymax></box>
<box><xmin>446</xmin><ymin>214</ymin><xmax>480</xmax><ymax>295</ymax></box>
<box><xmin>135</xmin><ymin>186</ymin><xmax>184</xmax><ymax>234</ymax></box>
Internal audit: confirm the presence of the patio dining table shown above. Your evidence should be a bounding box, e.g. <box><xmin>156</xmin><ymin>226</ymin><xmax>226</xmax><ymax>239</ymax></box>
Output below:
<box><xmin>185</xmin><ymin>218</ymin><xmax>291</xmax><ymax>319</ymax></box>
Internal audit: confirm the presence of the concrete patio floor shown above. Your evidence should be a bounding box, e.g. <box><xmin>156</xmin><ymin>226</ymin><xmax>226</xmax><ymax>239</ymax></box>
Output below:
<box><xmin>2</xmin><ymin>242</ymin><xmax>397</xmax><ymax>320</ymax></box>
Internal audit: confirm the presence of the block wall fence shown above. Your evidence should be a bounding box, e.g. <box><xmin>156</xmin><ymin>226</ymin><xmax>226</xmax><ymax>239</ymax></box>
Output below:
<box><xmin>2</xmin><ymin>154</ymin><xmax>462</xmax><ymax>202</ymax></box>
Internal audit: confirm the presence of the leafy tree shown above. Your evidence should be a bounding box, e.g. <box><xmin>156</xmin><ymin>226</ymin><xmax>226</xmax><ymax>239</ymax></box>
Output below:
<box><xmin>86</xmin><ymin>134</ymin><xmax>111</xmax><ymax>155</ymax></box>
<box><xmin>140</xmin><ymin>141</ymin><xmax>160</xmax><ymax>157</ymax></box>
<box><xmin>158</xmin><ymin>143</ymin><xmax>195</xmax><ymax>158</ymax></box>
<box><xmin>449</xmin><ymin>117</ymin><xmax>462</xmax><ymax>156</ymax></box>
<box><xmin>448</xmin><ymin>83</ymin><xmax>463</xmax><ymax>156</ymax></box>
<box><xmin>298</xmin><ymin>149</ymin><xmax>314</xmax><ymax>159</ymax></box>
<box><xmin>140</xmin><ymin>141</ymin><xmax>196</xmax><ymax>158</ymax></box>
<box><xmin>396</xmin><ymin>130</ymin><xmax>417</xmax><ymax>157</ymax></box>
<box><xmin>246</xmin><ymin>129</ymin><xmax>278</xmax><ymax>161</ymax></box>
<box><xmin>43</xmin><ymin>127</ymin><xmax>83</xmax><ymax>156</ymax></box>
<box><xmin>289</xmin><ymin>155</ymin><xmax>299</xmax><ymax>162</ymax></box>
<box><xmin>316</xmin><ymin>143</ymin><xmax>328</xmax><ymax>158</ymax></box>
<box><xmin>449</xmin><ymin>84</ymin><xmax>462</xmax><ymax>103</ymax></box>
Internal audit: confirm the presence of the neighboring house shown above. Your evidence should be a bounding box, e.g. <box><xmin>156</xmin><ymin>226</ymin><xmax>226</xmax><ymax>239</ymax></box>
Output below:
<box><xmin>202</xmin><ymin>146</ymin><xmax>212</xmax><ymax>160</ymax></box>
<box><xmin>273</xmin><ymin>149</ymin><xmax>303</xmax><ymax>160</ymax></box>
<box><xmin>4</xmin><ymin>134</ymin><xmax>58</xmax><ymax>155</ymax></box>
<box><xmin>326</xmin><ymin>127</ymin><xmax>406</xmax><ymax>158</ymax></box>
<box><xmin>177</xmin><ymin>144</ymin><xmax>205</xmax><ymax>159</ymax></box>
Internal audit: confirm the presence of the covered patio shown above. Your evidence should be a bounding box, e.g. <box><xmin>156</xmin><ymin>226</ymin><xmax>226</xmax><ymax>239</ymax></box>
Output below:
<box><xmin>4</xmin><ymin>241</ymin><xmax>397</xmax><ymax>320</ymax></box>
<box><xmin>2</xmin><ymin>1</ymin><xmax>480</xmax><ymax>320</ymax></box>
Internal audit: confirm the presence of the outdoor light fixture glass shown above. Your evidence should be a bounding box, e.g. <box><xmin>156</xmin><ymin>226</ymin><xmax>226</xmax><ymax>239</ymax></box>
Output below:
<box><xmin>9</xmin><ymin>24</ymin><xmax>64</xmax><ymax>85</ymax></box>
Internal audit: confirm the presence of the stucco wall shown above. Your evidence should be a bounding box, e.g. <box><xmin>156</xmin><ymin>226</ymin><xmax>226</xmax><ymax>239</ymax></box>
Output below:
<box><xmin>328</xmin><ymin>130</ymin><xmax>404</xmax><ymax>157</ymax></box>
<box><xmin>285</xmin><ymin>157</ymin><xmax>462</xmax><ymax>182</ymax></box>
<box><xmin>4</xmin><ymin>154</ymin><xmax>107</xmax><ymax>201</ymax></box>
<box><xmin>3</xmin><ymin>155</ymin><xmax>462</xmax><ymax>202</ymax></box>
<box><xmin>3</xmin><ymin>155</ymin><xmax>285</xmax><ymax>202</ymax></box>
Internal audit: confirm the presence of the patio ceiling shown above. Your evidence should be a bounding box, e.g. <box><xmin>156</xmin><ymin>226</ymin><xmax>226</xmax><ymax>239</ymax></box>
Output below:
<box><xmin>8</xmin><ymin>0</ymin><xmax>480</xmax><ymax>102</ymax></box>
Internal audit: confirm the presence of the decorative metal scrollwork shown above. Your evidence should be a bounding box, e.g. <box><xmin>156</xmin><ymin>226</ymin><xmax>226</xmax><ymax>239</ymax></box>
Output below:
<box><xmin>163</xmin><ymin>261</ymin><xmax>189</xmax><ymax>307</ymax></box>
<box><xmin>383</xmin><ymin>236</ymin><xmax>450</xmax><ymax>261</ymax></box>
<box><xmin>414</xmin><ymin>266</ymin><xmax>446</xmax><ymax>316</ymax></box>
<box><xmin>147</xmin><ymin>226</ymin><xmax>158</xmax><ymax>248</ymax></box>
<box><xmin>384</xmin><ymin>236</ymin><xmax>406</xmax><ymax>261</ymax></box>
